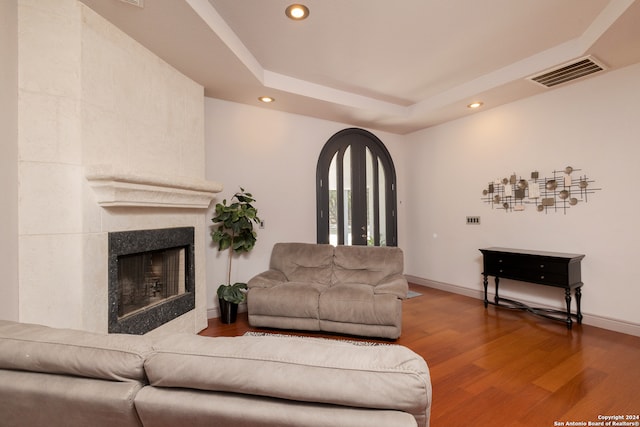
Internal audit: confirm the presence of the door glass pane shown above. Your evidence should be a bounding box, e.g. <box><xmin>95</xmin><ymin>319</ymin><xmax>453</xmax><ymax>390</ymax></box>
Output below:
<box><xmin>328</xmin><ymin>147</ymin><xmax>353</xmax><ymax>246</ymax></box>
<box><xmin>378</xmin><ymin>158</ymin><xmax>387</xmax><ymax>246</ymax></box>
<box><xmin>343</xmin><ymin>147</ymin><xmax>352</xmax><ymax>245</ymax></box>
<box><xmin>328</xmin><ymin>153</ymin><xmax>337</xmax><ymax>246</ymax></box>
<box><xmin>366</xmin><ymin>148</ymin><xmax>374</xmax><ymax>245</ymax></box>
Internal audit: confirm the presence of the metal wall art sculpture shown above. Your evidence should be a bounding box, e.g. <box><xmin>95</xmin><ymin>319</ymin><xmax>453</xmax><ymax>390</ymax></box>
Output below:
<box><xmin>481</xmin><ymin>166</ymin><xmax>600</xmax><ymax>214</ymax></box>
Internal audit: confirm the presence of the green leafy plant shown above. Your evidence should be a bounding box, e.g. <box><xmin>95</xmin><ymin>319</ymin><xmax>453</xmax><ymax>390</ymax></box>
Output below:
<box><xmin>216</xmin><ymin>282</ymin><xmax>247</xmax><ymax>305</ymax></box>
<box><xmin>211</xmin><ymin>188</ymin><xmax>260</xmax><ymax>304</ymax></box>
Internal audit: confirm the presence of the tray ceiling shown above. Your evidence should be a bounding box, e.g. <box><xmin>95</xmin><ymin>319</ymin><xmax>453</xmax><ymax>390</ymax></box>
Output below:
<box><xmin>80</xmin><ymin>0</ymin><xmax>640</xmax><ymax>134</ymax></box>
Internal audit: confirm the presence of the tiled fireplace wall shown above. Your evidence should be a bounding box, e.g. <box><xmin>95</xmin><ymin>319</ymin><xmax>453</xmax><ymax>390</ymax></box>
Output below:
<box><xmin>17</xmin><ymin>0</ymin><xmax>220</xmax><ymax>334</ymax></box>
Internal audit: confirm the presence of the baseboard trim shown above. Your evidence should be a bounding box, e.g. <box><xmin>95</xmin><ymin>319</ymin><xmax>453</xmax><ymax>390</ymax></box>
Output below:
<box><xmin>405</xmin><ymin>275</ymin><xmax>640</xmax><ymax>338</ymax></box>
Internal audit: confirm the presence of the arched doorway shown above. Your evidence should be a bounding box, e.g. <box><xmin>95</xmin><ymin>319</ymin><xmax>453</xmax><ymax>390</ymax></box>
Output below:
<box><xmin>316</xmin><ymin>128</ymin><xmax>397</xmax><ymax>246</ymax></box>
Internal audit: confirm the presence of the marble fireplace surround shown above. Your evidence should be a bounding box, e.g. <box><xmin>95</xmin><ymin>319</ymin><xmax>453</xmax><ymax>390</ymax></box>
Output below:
<box><xmin>86</xmin><ymin>167</ymin><xmax>223</xmax><ymax>334</ymax></box>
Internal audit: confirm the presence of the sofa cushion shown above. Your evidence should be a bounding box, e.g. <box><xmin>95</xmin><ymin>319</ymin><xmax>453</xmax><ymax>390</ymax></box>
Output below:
<box><xmin>319</xmin><ymin>284</ymin><xmax>401</xmax><ymax>325</ymax></box>
<box><xmin>269</xmin><ymin>242</ymin><xmax>334</xmax><ymax>285</ymax></box>
<box><xmin>135</xmin><ymin>386</ymin><xmax>418</xmax><ymax>427</ymax></box>
<box><xmin>145</xmin><ymin>334</ymin><xmax>431</xmax><ymax>422</ymax></box>
<box><xmin>0</xmin><ymin>369</ymin><xmax>144</xmax><ymax>427</ymax></box>
<box><xmin>0</xmin><ymin>320</ymin><xmax>151</xmax><ymax>382</ymax></box>
<box><xmin>248</xmin><ymin>282</ymin><xmax>322</xmax><ymax>318</ymax></box>
<box><xmin>333</xmin><ymin>245</ymin><xmax>404</xmax><ymax>285</ymax></box>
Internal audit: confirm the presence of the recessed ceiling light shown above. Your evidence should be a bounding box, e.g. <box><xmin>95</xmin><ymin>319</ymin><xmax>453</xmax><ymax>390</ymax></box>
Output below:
<box><xmin>467</xmin><ymin>101</ymin><xmax>484</xmax><ymax>109</ymax></box>
<box><xmin>285</xmin><ymin>4</ymin><xmax>309</xmax><ymax>20</ymax></box>
<box><xmin>258</xmin><ymin>96</ymin><xmax>275</xmax><ymax>103</ymax></box>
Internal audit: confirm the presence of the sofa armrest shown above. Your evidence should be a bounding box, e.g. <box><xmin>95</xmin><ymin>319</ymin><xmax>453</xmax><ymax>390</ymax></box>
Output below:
<box><xmin>247</xmin><ymin>269</ymin><xmax>287</xmax><ymax>289</ymax></box>
<box><xmin>374</xmin><ymin>275</ymin><xmax>409</xmax><ymax>299</ymax></box>
<box><xmin>0</xmin><ymin>320</ymin><xmax>151</xmax><ymax>382</ymax></box>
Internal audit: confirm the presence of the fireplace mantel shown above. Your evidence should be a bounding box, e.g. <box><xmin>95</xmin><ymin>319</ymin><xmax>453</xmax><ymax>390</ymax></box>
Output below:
<box><xmin>85</xmin><ymin>165</ymin><xmax>223</xmax><ymax>209</ymax></box>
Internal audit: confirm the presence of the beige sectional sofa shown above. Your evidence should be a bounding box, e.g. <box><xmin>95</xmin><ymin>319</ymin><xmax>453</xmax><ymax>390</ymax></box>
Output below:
<box><xmin>0</xmin><ymin>320</ymin><xmax>432</xmax><ymax>427</ymax></box>
<box><xmin>248</xmin><ymin>242</ymin><xmax>408</xmax><ymax>339</ymax></box>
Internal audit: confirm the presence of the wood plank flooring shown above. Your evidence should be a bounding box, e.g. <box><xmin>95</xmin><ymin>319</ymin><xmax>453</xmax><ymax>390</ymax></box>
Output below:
<box><xmin>199</xmin><ymin>284</ymin><xmax>640</xmax><ymax>426</ymax></box>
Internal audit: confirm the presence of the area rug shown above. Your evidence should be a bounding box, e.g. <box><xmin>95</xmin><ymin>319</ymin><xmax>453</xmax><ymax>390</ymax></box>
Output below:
<box><xmin>243</xmin><ymin>331</ymin><xmax>393</xmax><ymax>346</ymax></box>
<box><xmin>406</xmin><ymin>290</ymin><xmax>422</xmax><ymax>299</ymax></box>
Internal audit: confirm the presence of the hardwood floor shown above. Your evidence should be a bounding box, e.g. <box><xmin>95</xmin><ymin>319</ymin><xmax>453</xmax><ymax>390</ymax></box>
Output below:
<box><xmin>200</xmin><ymin>284</ymin><xmax>640</xmax><ymax>426</ymax></box>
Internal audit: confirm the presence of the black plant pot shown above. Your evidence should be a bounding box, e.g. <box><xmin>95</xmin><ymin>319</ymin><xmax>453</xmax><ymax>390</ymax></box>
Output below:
<box><xmin>218</xmin><ymin>298</ymin><xmax>238</xmax><ymax>324</ymax></box>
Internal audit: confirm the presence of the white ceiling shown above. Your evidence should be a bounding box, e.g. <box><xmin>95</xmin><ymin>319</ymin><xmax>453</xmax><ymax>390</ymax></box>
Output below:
<box><xmin>79</xmin><ymin>0</ymin><xmax>640</xmax><ymax>134</ymax></box>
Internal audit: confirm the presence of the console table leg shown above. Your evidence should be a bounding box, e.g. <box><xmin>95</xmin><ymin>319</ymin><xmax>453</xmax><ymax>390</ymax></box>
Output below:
<box><xmin>483</xmin><ymin>274</ymin><xmax>489</xmax><ymax>308</ymax></box>
<box><xmin>575</xmin><ymin>287</ymin><xmax>583</xmax><ymax>324</ymax></box>
<box><xmin>564</xmin><ymin>288</ymin><xmax>573</xmax><ymax>329</ymax></box>
<box><xmin>494</xmin><ymin>277</ymin><xmax>500</xmax><ymax>305</ymax></box>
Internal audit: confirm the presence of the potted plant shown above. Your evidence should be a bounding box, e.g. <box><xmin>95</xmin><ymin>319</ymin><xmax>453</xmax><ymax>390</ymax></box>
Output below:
<box><xmin>211</xmin><ymin>188</ymin><xmax>260</xmax><ymax>323</ymax></box>
<box><xmin>215</xmin><ymin>282</ymin><xmax>247</xmax><ymax>324</ymax></box>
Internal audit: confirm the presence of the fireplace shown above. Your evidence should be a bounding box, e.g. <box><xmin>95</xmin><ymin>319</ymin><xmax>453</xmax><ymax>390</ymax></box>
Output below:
<box><xmin>108</xmin><ymin>227</ymin><xmax>195</xmax><ymax>334</ymax></box>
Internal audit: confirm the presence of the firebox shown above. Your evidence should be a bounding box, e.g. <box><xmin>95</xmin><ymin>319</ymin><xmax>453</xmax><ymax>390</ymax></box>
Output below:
<box><xmin>108</xmin><ymin>227</ymin><xmax>195</xmax><ymax>334</ymax></box>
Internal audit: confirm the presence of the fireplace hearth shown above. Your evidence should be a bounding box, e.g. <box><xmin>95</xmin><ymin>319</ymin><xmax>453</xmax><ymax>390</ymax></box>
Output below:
<box><xmin>108</xmin><ymin>227</ymin><xmax>195</xmax><ymax>334</ymax></box>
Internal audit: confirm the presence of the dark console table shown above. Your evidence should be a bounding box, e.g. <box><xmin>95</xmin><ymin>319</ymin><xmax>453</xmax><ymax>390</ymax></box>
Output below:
<box><xmin>479</xmin><ymin>247</ymin><xmax>585</xmax><ymax>329</ymax></box>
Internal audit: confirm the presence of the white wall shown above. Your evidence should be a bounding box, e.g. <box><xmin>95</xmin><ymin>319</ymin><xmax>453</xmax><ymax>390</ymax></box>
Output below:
<box><xmin>204</xmin><ymin>98</ymin><xmax>407</xmax><ymax>315</ymax></box>
<box><xmin>404</xmin><ymin>63</ymin><xmax>640</xmax><ymax>332</ymax></box>
<box><xmin>0</xmin><ymin>0</ymin><xmax>19</xmax><ymax>321</ymax></box>
<box><xmin>205</xmin><ymin>64</ymin><xmax>640</xmax><ymax>334</ymax></box>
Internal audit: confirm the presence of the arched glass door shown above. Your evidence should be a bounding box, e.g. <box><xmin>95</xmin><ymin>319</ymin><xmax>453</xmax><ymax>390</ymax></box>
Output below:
<box><xmin>316</xmin><ymin>128</ymin><xmax>397</xmax><ymax>246</ymax></box>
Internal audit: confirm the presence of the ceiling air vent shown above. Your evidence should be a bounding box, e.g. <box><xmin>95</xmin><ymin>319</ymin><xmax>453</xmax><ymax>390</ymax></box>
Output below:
<box><xmin>528</xmin><ymin>56</ymin><xmax>606</xmax><ymax>88</ymax></box>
